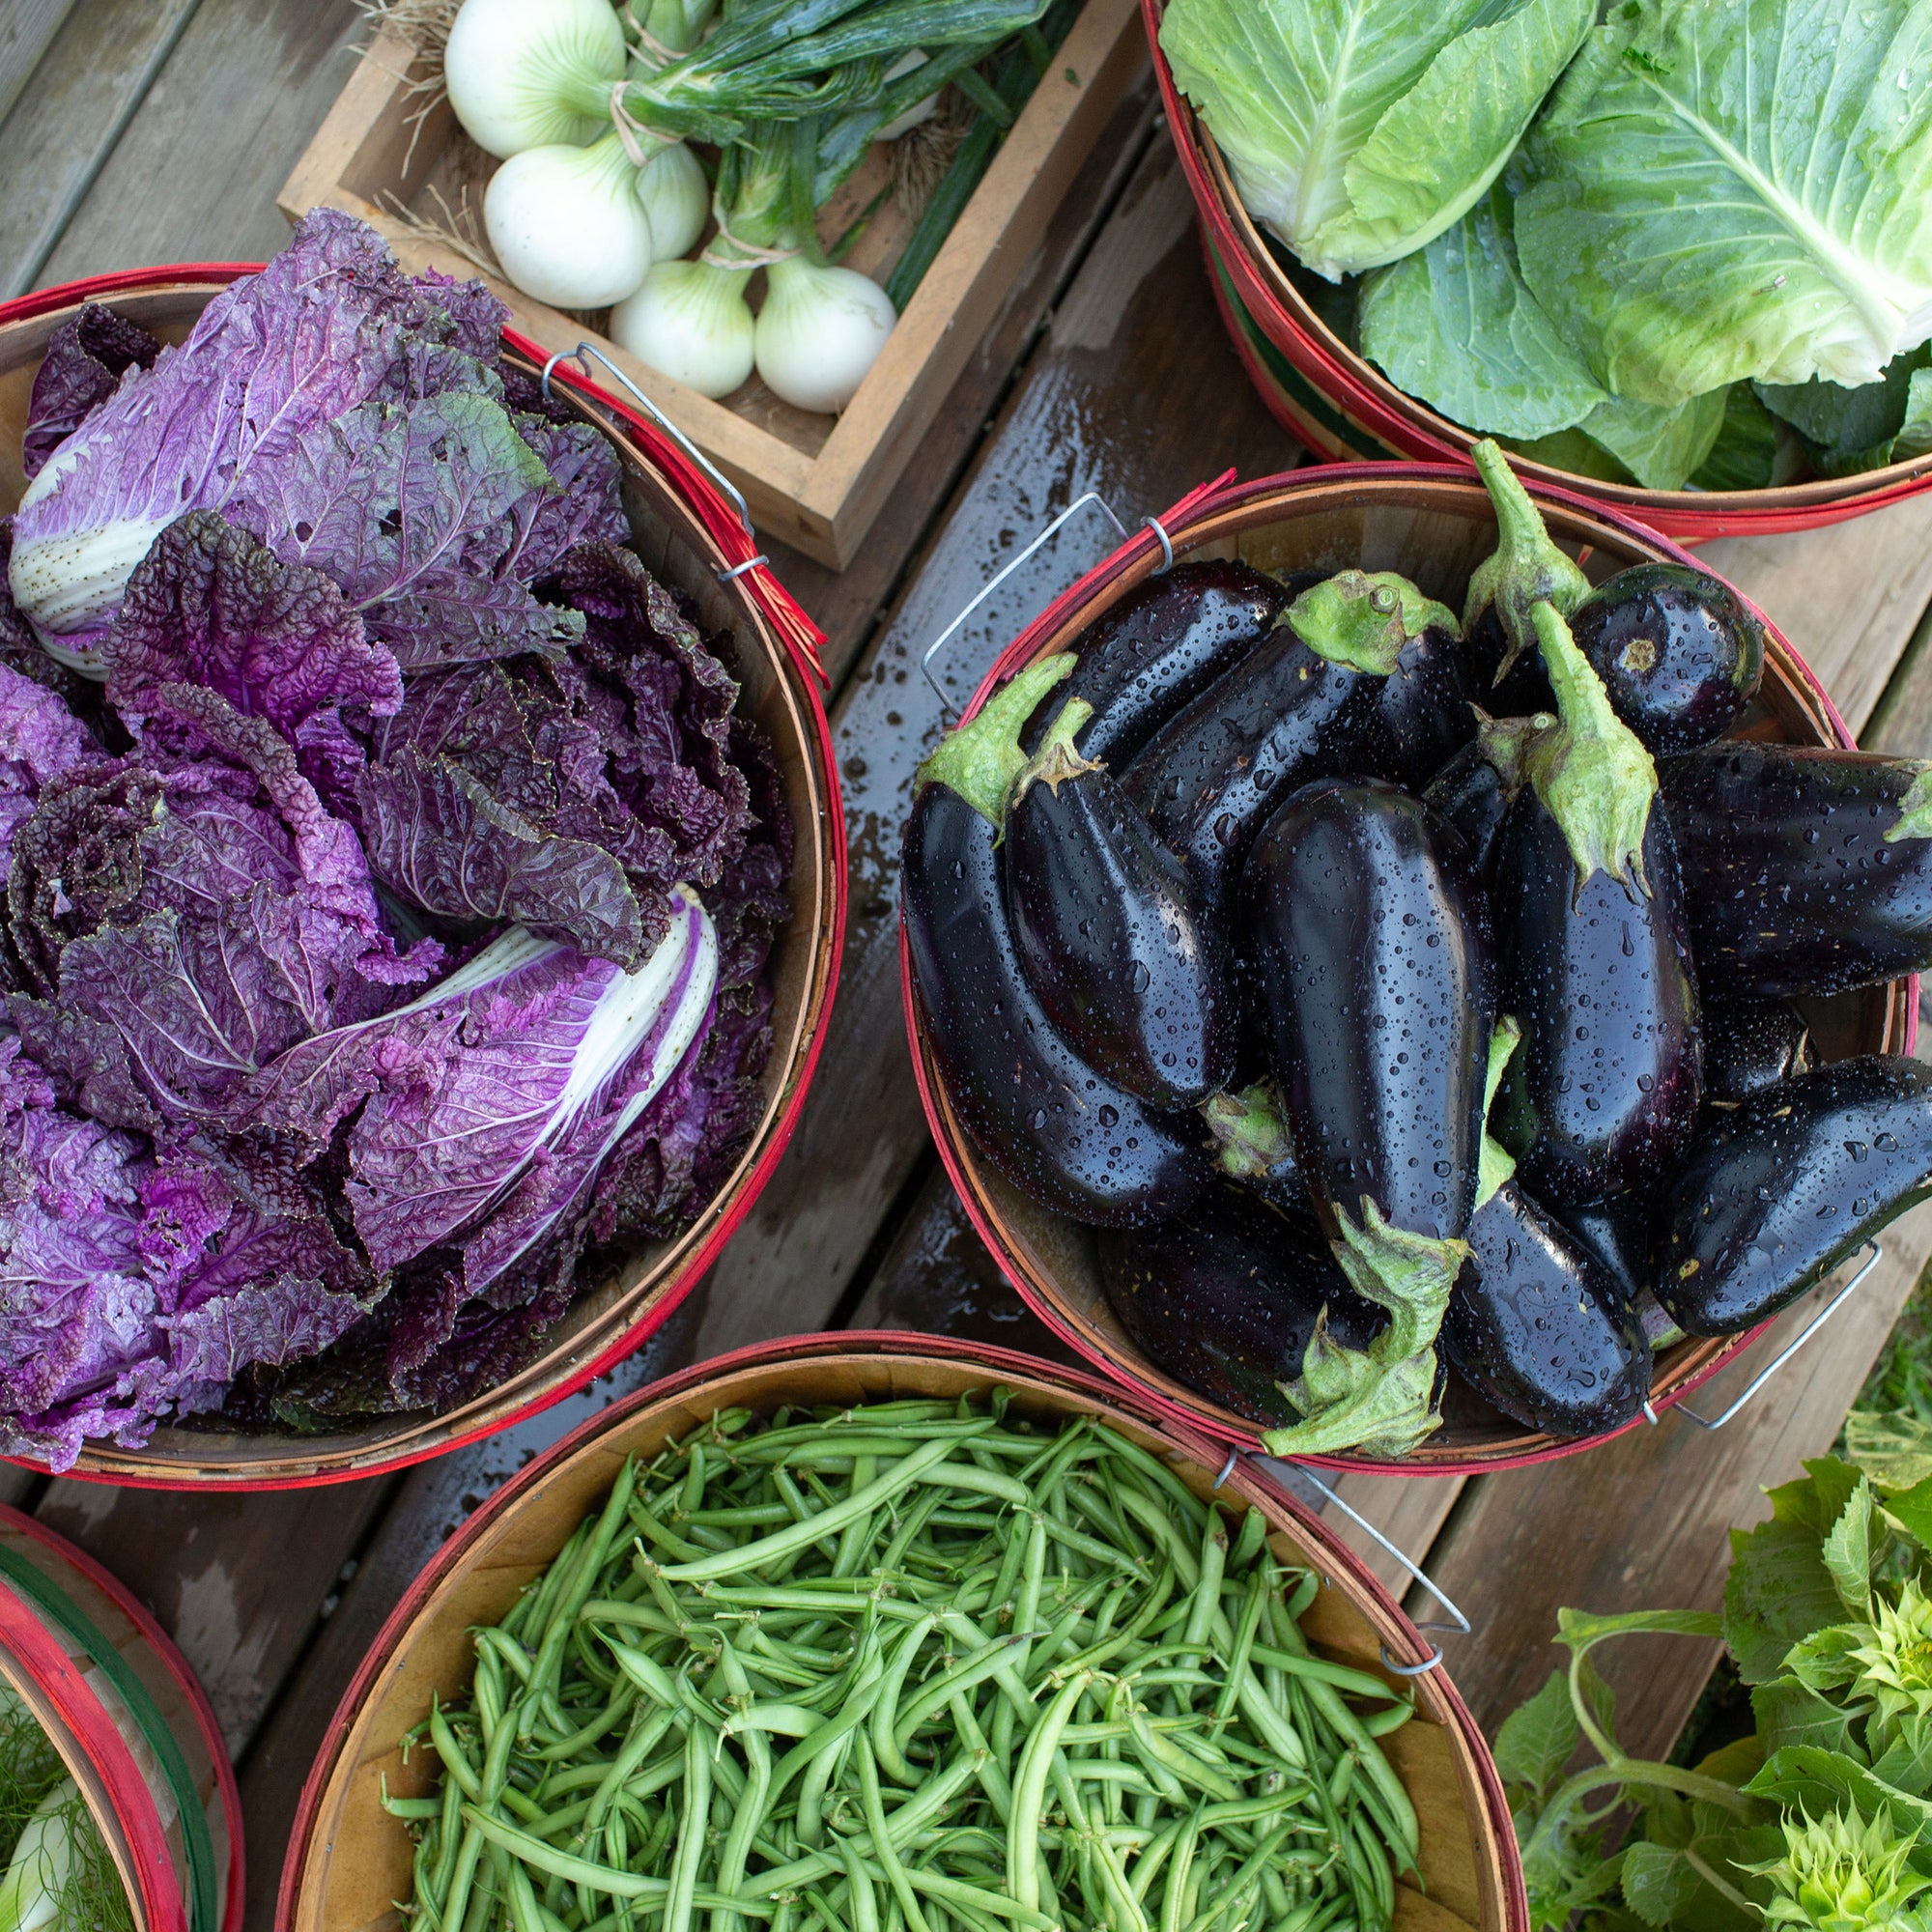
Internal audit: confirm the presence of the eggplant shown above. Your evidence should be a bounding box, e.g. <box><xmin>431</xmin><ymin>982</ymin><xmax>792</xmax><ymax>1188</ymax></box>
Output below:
<box><xmin>1422</xmin><ymin>718</ymin><xmax>1542</xmax><ymax>887</ymax></box>
<box><xmin>902</xmin><ymin>657</ymin><xmax>1212</xmax><ymax>1227</ymax></box>
<box><xmin>1497</xmin><ymin>605</ymin><xmax>1702</xmax><ymax>1206</ymax></box>
<box><xmin>1655</xmin><ymin>1056</ymin><xmax>1932</xmax><ymax>1335</ymax></box>
<box><xmin>1662</xmin><ymin>742</ymin><xmax>1932</xmax><ymax>998</ymax></box>
<box><xmin>1703</xmin><ymin>996</ymin><xmax>1812</xmax><ymax>1103</ymax></box>
<box><xmin>1246</xmin><ymin>777</ymin><xmax>1494</xmax><ymax>1264</ymax></box>
<box><xmin>1550</xmin><ymin>1192</ymin><xmax>1655</xmax><ymax>1308</ymax></box>
<box><xmin>1020</xmin><ymin>559</ymin><xmax>1295</xmax><ymax>763</ymax></box>
<box><xmin>1199</xmin><ymin>1080</ymin><xmax>1316</xmax><ymax>1222</ymax></box>
<box><xmin>1098</xmin><ymin>1186</ymin><xmax>1383</xmax><ymax>1429</ymax></box>
<box><xmin>1443</xmin><ymin>1179</ymin><xmax>1652</xmax><ymax>1436</ymax></box>
<box><xmin>1004</xmin><ymin>698</ymin><xmax>1234</xmax><ymax>1108</ymax></box>
<box><xmin>1122</xmin><ymin>570</ymin><xmax>1460</xmax><ymax>917</ymax></box>
<box><xmin>1569</xmin><ymin>563</ymin><xmax>1765</xmax><ymax>756</ymax></box>
<box><xmin>1462</xmin><ymin>440</ymin><xmax>1591</xmax><ymax>696</ymax></box>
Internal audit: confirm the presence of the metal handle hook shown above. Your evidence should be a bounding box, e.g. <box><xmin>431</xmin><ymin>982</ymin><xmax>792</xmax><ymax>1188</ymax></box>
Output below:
<box><xmin>542</xmin><ymin>344</ymin><xmax>762</xmax><ymax>566</ymax></box>
<box><xmin>1257</xmin><ymin>1460</ymin><xmax>1470</xmax><ymax>1676</ymax></box>
<box><xmin>919</xmin><ymin>490</ymin><xmax>1127</xmax><ymax>716</ymax></box>
<box><xmin>1645</xmin><ymin>1241</ymin><xmax>1884</xmax><ymax>1433</ymax></box>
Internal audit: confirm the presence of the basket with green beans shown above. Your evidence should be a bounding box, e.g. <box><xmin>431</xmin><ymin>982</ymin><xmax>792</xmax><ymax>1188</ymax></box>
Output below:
<box><xmin>385</xmin><ymin>1395</ymin><xmax>1425</xmax><ymax>1932</ymax></box>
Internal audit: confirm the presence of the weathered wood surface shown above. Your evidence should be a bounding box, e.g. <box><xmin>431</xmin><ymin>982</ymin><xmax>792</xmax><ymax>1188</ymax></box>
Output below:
<box><xmin>10</xmin><ymin>7</ymin><xmax>1932</xmax><ymax>1927</ymax></box>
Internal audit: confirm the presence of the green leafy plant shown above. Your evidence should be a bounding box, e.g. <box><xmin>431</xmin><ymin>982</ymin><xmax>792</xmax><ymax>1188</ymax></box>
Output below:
<box><xmin>1504</xmin><ymin>1423</ymin><xmax>1932</xmax><ymax>1930</ymax></box>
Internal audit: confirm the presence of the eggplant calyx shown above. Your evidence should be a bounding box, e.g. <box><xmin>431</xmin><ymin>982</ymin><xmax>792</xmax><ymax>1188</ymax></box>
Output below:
<box><xmin>915</xmin><ymin>654</ymin><xmax>1076</xmax><ymax>829</ymax></box>
<box><xmin>1325</xmin><ymin>1193</ymin><xmax>1467</xmax><ymax>1360</ymax></box>
<box><xmin>1200</xmin><ymin>1083</ymin><xmax>1293</xmax><ymax>1181</ymax></box>
<box><xmin>1463</xmin><ymin>439</ymin><xmax>1592</xmax><ymax>678</ymax></box>
<box><xmin>1473</xmin><ymin>709</ymin><xmax>1549</xmax><ymax>799</ymax></box>
<box><xmin>1011</xmin><ymin>696</ymin><xmax>1101</xmax><ymax>806</ymax></box>
<box><xmin>1523</xmin><ymin>600</ymin><xmax>1658</xmax><ymax>900</ymax></box>
<box><xmin>1285</xmin><ymin>570</ymin><xmax>1460</xmax><ymax>674</ymax></box>
<box><xmin>1885</xmin><ymin>763</ymin><xmax>1932</xmax><ymax>844</ymax></box>
<box><xmin>1261</xmin><ymin>1323</ymin><xmax>1441</xmax><ymax>1461</ymax></box>
<box><xmin>1475</xmin><ymin>1016</ymin><xmax>1523</xmax><ymax>1212</ymax></box>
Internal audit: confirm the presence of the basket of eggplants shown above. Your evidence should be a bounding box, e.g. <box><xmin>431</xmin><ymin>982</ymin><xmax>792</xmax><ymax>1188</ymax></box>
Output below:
<box><xmin>899</xmin><ymin>447</ymin><xmax>1924</xmax><ymax>1471</ymax></box>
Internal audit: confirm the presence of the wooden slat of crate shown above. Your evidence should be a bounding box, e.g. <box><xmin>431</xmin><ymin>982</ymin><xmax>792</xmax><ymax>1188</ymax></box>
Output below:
<box><xmin>278</xmin><ymin>0</ymin><xmax>1148</xmax><ymax>569</ymax></box>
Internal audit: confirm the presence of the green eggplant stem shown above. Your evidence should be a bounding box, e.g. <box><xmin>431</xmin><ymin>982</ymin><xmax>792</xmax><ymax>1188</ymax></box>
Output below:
<box><xmin>1285</xmin><ymin>570</ymin><xmax>1459</xmax><ymax>674</ymax></box>
<box><xmin>1463</xmin><ymin>439</ymin><xmax>1592</xmax><ymax>676</ymax></box>
<box><xmin>1010</xmin><ymin>697</ymin><xmax>1098</xmax><ymax>805</ymax></box>
<box><xmin>914</xmin><ymin>655</ymin><xmax>1075</xmax><ymax>829</ymax></box>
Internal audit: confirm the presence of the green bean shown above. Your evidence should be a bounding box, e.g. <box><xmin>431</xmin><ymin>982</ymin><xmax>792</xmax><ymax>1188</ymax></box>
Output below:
<box><xmin>855</xmin><ymin>1731</ymin><xmax>934</xmax><ymax>1932</ymax></box>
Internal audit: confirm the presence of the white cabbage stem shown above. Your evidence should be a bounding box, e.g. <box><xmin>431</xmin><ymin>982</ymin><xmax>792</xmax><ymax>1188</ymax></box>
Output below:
<box><xmin>484</xmin><ymin>132</ymin><xmax>655</xmax><ymax>309</ymax></box>
<box><xmin>443</xmin><ymin>0</ymin><xmax>626</xmax><ymax>158</ymax></box>
<box><xmin>753</xmin><ymin>257</ymin><xmax>896</xmax><ymax>413</ymax></box>
<box><xmin>636</xmin><ymin>142</ymin><xmax>708</xmax><ymax>262</ymax></box>
<box><xmin>0</xmin><ymin>1781</ymin><xmax>85</xmax><ymax>1932</ymax></box>
<box><xmin>611</xmin><ymin>259</ymin><xmax>755</xmax><ymax>398</ymax></box>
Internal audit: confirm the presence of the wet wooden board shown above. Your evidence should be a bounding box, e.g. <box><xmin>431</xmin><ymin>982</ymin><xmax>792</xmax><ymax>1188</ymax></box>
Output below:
<box><xmin>10</xmin><ymin>5</ymin><xmax>1932</xmax><ymax>1925</ymax></box>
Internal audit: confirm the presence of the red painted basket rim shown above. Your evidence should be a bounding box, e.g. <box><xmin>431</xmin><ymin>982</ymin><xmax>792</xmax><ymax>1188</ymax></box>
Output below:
<box><xmin>898</xmin><ymin>458</ymin><xmax>1918</xmax><ymax>1477</ymax></box>
<box><xmin>275</xmin><ymin>1330</ymin><xmax>1529</xmax><ymax>1932</ymax></box>
<box><xmin>0</xmin><ymin>264</ymin><xmax>847</xmax><ymax>1490</ymax></box>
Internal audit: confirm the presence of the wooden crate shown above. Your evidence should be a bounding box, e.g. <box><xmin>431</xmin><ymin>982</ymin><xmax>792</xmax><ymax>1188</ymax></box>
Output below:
<box><xmin>278</xmin><ymin>2</ymin><xmax>1145</xmax><ymax>569</ymax></box>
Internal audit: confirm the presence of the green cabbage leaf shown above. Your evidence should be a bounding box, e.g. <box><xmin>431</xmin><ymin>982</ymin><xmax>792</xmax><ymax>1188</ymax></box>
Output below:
<box><xmin>1158</xmin><ymin>0</ymin><xmax>1594</xmax><ymax>280</ymax></box>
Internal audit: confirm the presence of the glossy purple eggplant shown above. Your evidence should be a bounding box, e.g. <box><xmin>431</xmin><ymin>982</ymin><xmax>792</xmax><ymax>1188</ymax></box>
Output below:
<box><xmin>1656</xmin><ymin>1056</ymin><xmax>1932</xmax><ymax>1335</ymax></box>
<box><xmin>1245</xmin><ymin>777</ymin><xmax>1495</xmax><ymax>1252</ymax></box>
<box><xmin>1098</xmin><ymin>1186</ymin><xmax>1383</xmax><ymax>1429</ymax></box>
<box><xmin>1499</xmin><ymin>792</ymin><xmax>1702</xmax><ymax>1205</ymax></box>
<box><xmin>1550</xmin><ymin>1192</ymin><xmax>1655</xmax><ymax>1308</ymax></box>
<box><xmin>1199</xmin><ymin>1080</ymin><xmax>1316</xmax><ymax>1222</ymax></box>
<box><xmin>1662</xmin><ymin>742</ymin><xmax>1932</xmax><ymax>998</ymax></box>
<box><xmin>1004</xmin><ymin>699</ymin><xmax>1234</xmax><ymax>1108</ymax></box>
<box><xmin>902</xmin><ymin>658</ymin><xmax>1212</xmax><ymax>1227</ymax></box>
<box><xmin>1444</xmin><ymin>1179</ymin><xmax>1652</xmax><ymax>1435</ymax></box>
<box><xmin>1422</xmin><ymin>718</ymin><xmax>1541</xmax><ymax>888</ymax></box>
<box><xmin>1570</xmin><ymin>563</ymin><xmax>1764</xmax><ymax>757</ymax></box>
<box><xmin>1021</xmin><ymin>560</ymin><xmax>1297</xmax><ymax>762</ymax></box>
<box><xmin>1496</xmin><ymin>602</ymin><xmax>1702</xmax><ymax>1207</ymax></box>
<box><xmin>1703</xmin><ymin>997</ymin><xmax>1813</xmax><ymax>1104</ymax></box>
<box><xmin>1122</xmin><ymin>571</ymin><xmax>1459</xmax><ymax>918</ymax></box>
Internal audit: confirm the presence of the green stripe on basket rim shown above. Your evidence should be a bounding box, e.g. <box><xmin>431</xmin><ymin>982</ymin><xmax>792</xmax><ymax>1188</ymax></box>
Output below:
<box><xmin>0</xmin><ymin>1542</ymin><xmax>217</xmax><ymax>1932</ymax></box>
<box><xmin>1207</xmin><ymin>245</ymin><xmax>1393</xmax><ymax>462</ymax></box>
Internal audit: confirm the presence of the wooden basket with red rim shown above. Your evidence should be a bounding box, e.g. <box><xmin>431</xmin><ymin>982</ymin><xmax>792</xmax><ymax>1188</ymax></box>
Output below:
<box><xmin>0</xmin><ymin>1504</ymin><xmax>242</xmax><ymax>1932</ymax></box>
<box><xmin>0</xmin><ymin>267</ymin><xmax>845</xmax><ymax>1487</ymax></box>
<box><xmin>275</xmin><ymin>1332</ymin><xmax>1528</xmax><ymax>1932</ymax></box>
<box><xmin>1139</xmin><ymin>0</ymin><xmax>1932</xmax><ymax>543</ymax></box>
<box><xmin>899</xmin><ymin>463</ymin><xmax>1917</xmax><ymax>1474</ymax></box>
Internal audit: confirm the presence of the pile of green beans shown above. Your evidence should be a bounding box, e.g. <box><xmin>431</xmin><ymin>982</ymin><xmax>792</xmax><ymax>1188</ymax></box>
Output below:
<box><xmin>388</xmin><ymin>1396</ymin><xmax>1422</xmax><ymax>1932</ymax></box>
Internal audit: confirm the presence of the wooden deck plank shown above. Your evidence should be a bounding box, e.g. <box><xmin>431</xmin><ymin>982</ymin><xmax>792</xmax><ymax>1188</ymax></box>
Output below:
<box><xmin>234</xmin><ymin>1307</ymin><xmax>703</xmax><ymax>1932</ymax></box>
<box><xmin>0</xmin><ymin>0</ymin><xmax>77</xmax><ymax>131</ymax></box>
<box><xmin>0</xmin><ymin>0</ymin><xmax>204</xmax><ymax>298</ymax></box>
<box><xmin>687</xmin><ymin>144</ymin><xmax>1297</xmax><ymax>1366</ymax></box>
<box><xmin>33</xmin><ymin>1475</ymin><xmax>393</xmax><ymax>1757</ymax></box>
<box><xmin>34</xmin><ymin>0</ymin><xmax>363</xmax><ymax>289</ymax></box>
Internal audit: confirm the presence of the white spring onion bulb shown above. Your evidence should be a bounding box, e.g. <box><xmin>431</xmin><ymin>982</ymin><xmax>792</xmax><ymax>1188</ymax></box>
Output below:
<box><xmin>444</xmin><ymin>0</ymin><xmax>626</xmax><ymax>158</ymax></box>
<box><xmin>636</xmin><ymin>143</ymin><xmax>708</xmax><ymax>262</ymax></box>
<box><xmin>876</xmin><ymin>50</ymin><xmax>938</xmax><ymax>142</ymax></box>
<box><xmin>485</xmin><ymin>132</ymin><xmax>655</xmax><ymax>309</ymax></box>
<box><xmin>611</xmin><ymin>261</ymin><xmax>755</xmax><ymax>398</ymax></box>
<box><xmin>753</xmin><ymin>259</ymin><xmax>896</xmax><ymax>413</ymax></box>
<box><xmin>0</xmin><ymin>1780</ymin><xmax>82</xmax><ymax>1932</ymax></box>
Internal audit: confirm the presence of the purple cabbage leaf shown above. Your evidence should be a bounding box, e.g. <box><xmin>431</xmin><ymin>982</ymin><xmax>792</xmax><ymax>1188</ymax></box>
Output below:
<box><xmin>23</xmin><ymin>303</ymin><xmax>161</xmax><ymax>482</ymax></box>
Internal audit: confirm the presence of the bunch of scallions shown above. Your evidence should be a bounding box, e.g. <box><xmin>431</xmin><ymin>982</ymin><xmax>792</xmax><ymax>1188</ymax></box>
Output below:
<box><xmin>0</xmin><ymin>1683</ymin><xmax>133</xmax><ymax>1932</ymax></box>
<box><xmin>436</xmin><ymin>0</ymin><xmax>1056</xmax><ymax>411</ymax></box>
<box><xmin>388</xmin><ymin>1396</ymin><xmax>1422</xmax><ymax>1932</ymax></box>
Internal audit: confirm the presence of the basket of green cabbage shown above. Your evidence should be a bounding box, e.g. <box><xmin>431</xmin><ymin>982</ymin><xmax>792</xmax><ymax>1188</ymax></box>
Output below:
<box><xmin>1144</xmin><ymin>0</ymin><xmax>1932</xmax><ymax>537</ymax></box>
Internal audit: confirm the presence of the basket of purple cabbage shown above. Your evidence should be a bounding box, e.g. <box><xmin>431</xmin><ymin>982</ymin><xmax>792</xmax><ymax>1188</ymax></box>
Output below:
<box><xmin>0</xmin><ymin>212</ymin><xmax>841</xmax><ymax>1485</ymax></box>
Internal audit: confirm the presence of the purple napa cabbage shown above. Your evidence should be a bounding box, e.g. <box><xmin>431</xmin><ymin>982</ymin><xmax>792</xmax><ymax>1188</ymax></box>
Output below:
<box><xmin>0</xmin><ymin>1032</ymin><xmax>377</xmax><ymax>1471</ymax></box>
<box><xmin>5</xmin><ymin>685</ymin><xmax>440</xmax><ymax>1120</ymax></box>
<box><xmin>23</xmin><ymin>303</ymin><xmax>161</xmax><ymax>482</ymax></box>
<box><xmin>247</xmin><ymin>889</ymin><xmax>718</xmax><ymax>1287</ymax></box>
<box><xmin>0</xmin><ymin>655</ymin><xmax>99</xmax><ymax>878</ymax></box>
<box><xmin>348</xmin><ymin>542</ymin><xmax>770</xmax><ymax>969</ymax></box>
<box><xmin>7</xmin><ymin>210</ymin><xmax>625</xmax><ymax>671</ymax></box>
